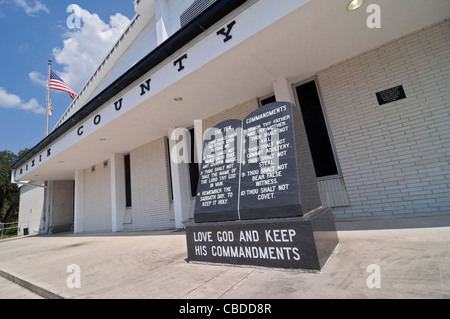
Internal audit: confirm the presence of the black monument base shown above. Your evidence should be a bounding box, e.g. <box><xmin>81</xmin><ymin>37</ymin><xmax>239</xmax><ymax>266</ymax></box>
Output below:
<box><xmin>185</xmin><ymin>207</ymin><xmax>339</xmax><ymax>272</ymax></box>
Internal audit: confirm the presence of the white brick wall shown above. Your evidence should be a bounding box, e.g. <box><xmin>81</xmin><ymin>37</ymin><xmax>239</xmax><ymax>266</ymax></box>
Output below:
<box><xmin>317</xmin><ymin>20</ymin><xmax>450</xmax><ymax>218</ymax></box>
<box><xmin>126</xmin><ymin>137</ymin><xmax>173</xmax><ymax>230</ymax></box>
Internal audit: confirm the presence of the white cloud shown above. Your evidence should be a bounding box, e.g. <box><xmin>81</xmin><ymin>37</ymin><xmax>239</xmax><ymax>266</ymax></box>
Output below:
<box><xmin>0</xmin><ymin>87</ymin><xmax>45</xmax><ymax>114</ymax></box>
<box><xmin>13</xmin><ymin>0</ymin><xmax>49</xmax><ymax>16</ymax></box>
<box><xmin>51</xmin><ymin>5</ymin><xmax>131</xmax><ymax>92</ymax></box>
<box><xmin>28</xmin><ymin>71</ymin><xmax>47</xmax><ymax>87</ymax></box>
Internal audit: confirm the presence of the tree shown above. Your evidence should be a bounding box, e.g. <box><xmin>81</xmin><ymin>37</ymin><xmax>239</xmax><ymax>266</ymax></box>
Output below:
<box><xmin>0</xmin><ymin>149</ymin><xmax>30</xmax><ymax>224</ymax></box>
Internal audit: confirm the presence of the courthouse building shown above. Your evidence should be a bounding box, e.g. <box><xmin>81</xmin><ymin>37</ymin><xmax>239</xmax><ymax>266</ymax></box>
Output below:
<box><xmin>12</xmin><ymin>0</ymin><xmax>450</xmax><ymax>235</ymax></box>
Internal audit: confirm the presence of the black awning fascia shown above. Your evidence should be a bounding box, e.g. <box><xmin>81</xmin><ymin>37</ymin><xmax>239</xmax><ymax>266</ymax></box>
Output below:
<box><xmin>12</xmin><ymin>0</ymin><xmax>248</xmax><ymax>170</ymax></box>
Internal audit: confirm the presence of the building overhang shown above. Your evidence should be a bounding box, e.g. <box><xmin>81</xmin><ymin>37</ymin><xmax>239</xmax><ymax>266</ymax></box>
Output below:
<box><xmin>11</xmin><ymin>0</ymin><xmax>450</xmax><ymax>182</ymax></box>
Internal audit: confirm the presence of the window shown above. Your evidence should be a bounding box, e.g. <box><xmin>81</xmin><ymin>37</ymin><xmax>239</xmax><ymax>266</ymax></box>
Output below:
<box><xmin>260</xmin><ymin>95</ymin><xmax>276</xmax><ymax>106</ymax></box>
<box><xmin>188</xmin><ymin>128</ymin><xmax>200</xmax><ymax>197</ymax></box>
<box><xmin>258</xmin><ymin>81</ymin><xmax>339</xmax><ymax>178</ymax></box>
<box><xmin>166</xmin><ymin>138</ymin><xmax>174</xmax><ymax>200</ymax></box>
<box><xmin>124</xmin><ymin>154</ymin><xmax>132</xmax><ymax>207</ymax></box>
<box><xmin>295</xmin><ymin>81</ymin><xmax>338</xmax><ymax>178</ymax></box>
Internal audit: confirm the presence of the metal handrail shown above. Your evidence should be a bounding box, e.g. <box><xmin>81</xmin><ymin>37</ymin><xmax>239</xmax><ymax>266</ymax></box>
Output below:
<box><xmin>0</xmin><ymin>221</ymin><xmax>29</xmax><ymax>240</ymax></box>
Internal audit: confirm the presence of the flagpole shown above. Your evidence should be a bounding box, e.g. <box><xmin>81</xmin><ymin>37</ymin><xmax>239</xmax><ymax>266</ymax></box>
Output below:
<box><xmin>46</xmin><ymin>59</ymin><xmax>52</xmax><ymax>137</ymax></box>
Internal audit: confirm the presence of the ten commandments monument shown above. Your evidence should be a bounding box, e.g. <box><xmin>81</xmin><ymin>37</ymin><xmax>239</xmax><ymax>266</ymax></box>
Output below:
<box><xmin>186</xmin><ymin>102</ymin><xmax>339</xmax><ymax>272</ymax></box>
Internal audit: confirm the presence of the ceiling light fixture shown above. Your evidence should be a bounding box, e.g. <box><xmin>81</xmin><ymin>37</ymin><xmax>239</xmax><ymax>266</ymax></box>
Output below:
<box><xmin>347</xmin><ymin>0</ymin><xmax>364</xmax><ymax>11</ymax></box>
<box><xmin>174</xmin><ymin>97</ymin><xmax>183</xmax><ymax>102</ymax></box>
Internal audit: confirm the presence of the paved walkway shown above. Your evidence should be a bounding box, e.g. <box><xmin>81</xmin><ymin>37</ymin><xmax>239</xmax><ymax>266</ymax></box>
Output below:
<box><xmin>0</xmin><ymin>213</ymin><xmax>449</xmax><ymax>299</ymax></box>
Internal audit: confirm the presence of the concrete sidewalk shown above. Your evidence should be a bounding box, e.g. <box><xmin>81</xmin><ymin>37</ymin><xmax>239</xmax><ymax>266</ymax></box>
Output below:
<box><xmin>0</xmin><ymin>213</ymin><xmax>449</xmax><ymax>299</ymax></box>
<box><xmin>0</xmin><ymin>276</ymin><xmax>42</xmax><ymax>299</ymax></box>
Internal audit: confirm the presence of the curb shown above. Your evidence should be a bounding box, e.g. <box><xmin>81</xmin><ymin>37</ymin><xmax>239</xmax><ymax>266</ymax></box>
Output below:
<box><xmin>0</xmin><ymin>269</ymin><xmax>64</xmax><ymax>299</ymax></box>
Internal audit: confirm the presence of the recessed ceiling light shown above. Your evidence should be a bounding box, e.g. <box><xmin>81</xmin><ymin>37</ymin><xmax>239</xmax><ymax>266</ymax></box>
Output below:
<box><xmin>348</xmin><ymin>0</ymin><xmax>364</xmax><ymax>11</ymax></box>
<box><xmin>174</xmin><ymin>97</ymin><xmax>183</xmax><ymax>102</ymax></box>
<box><xmin>100</xmin><ymin>138</ymin><xmax>107</xmax><ymax>141</ymax></box>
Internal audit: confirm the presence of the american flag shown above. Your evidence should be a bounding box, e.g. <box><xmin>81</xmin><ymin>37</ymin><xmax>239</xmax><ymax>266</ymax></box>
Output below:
<box><xmin>50</xmin><ymin>70</ymin><xmax>77</xmax><ymax>100</ymax></box>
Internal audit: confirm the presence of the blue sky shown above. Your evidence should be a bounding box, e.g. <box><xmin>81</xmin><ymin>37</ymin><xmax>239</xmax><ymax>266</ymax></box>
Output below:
<box><xmin>0</xmin><ymin>0</ymin><xmax>136</xmax><ymax>154</ymax></box>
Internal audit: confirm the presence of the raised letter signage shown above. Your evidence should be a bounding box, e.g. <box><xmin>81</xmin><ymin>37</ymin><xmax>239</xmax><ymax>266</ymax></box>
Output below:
<box><xmin>140</xmin><ymin>78</ymin><xmax>151</xmax><ymax>96</ymax></box>
<box><xmin>217</xmin><ymin>20</ymin><xmax>236</xmax><ymax>42</ymax></box>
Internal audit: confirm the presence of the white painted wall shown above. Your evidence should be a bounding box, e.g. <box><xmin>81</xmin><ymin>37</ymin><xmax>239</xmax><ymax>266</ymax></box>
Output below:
<box><xmin>17</xmin><ymin>183</ymin><xmax>45</xmax><ymax>236</ymax></box>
